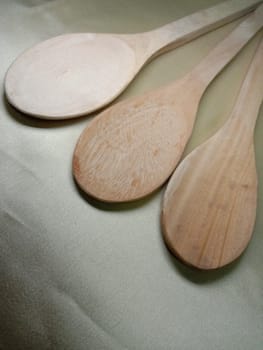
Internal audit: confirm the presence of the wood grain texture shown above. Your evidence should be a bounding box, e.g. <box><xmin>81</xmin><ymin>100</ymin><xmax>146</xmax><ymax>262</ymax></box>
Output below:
<box><xmin>4</xmin><ymin>0</ymin><xmax>263</xmax><ymax>119</ymax></box>
<box><xmin>73</xmin><ymin>7</ymin><xmax>263</xmax><ymax>203</ymax></box>
<box><xmin>162</xmin><ymin>37</ymin><xmax>263</xmax><ymax>270</ymax></box>
<box><xmin>73</xmin><ymin>78</ymin><xmax>201</xmax><ymax>202</ymax></box>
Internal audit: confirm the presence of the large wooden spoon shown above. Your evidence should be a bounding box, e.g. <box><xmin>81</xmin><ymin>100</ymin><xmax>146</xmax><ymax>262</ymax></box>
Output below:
<box><xmin>73</xmin><ymin>6</ymin><xmax>263</xmax><ymax>203</ymax></box>
<box><xmin>162</xmin><ymin>37</ymin><xmax>263</xmax><ymax>270</ymax></box>
<box><xmin>4</xmin><ymin>0</ymin><xmax>262</xmax><ymax>119</ymax></box>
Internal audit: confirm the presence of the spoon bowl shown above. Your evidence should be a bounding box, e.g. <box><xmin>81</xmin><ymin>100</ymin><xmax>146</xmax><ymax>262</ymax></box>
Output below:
<box><xmin>73</xmin><ymin>77</ymin><xmax>201</xmax><ymax>201</ymax></box>
<box><xmin>5</xmin><ymin>33</ymin><xmax>139</xmax><ymax>119</ymax></box>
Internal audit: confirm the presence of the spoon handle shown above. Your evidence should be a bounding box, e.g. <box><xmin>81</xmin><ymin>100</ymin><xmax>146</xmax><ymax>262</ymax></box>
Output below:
<box><xmin>191</xmin><ymin>6</ymin><xmax>263</xmax><ymax>86</ymax></box>
<box><xmin>147</xmin><ymin>0</ymin><xmax>262</xmax><ymax>57</ymax></box>
<box><xmin>226</xmin><ymin>36</ymin><xmax>263</xmax><ymax>134</ymax></box>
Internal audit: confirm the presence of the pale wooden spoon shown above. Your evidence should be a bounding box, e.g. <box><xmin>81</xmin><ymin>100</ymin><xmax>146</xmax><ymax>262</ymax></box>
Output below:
<box><xmin>4</xmin><ymin>0</ymin><xmax>262</xmax><ymax>119</ymax></box>
<box><xmin>73</xmin><ymin>6</ymin><xmax>263</xmax><ymax>203</ymax></box>
<box><xmin>162</xmin><ymin>37</ymin><xmax>263</xmax><ymax>270</ymax></box>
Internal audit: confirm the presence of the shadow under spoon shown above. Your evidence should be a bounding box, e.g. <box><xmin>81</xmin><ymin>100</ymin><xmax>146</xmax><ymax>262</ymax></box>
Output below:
<box><xmin>4</xmin><ymin>0</ymin><xmax>262</xmax><ymax>119</ymax></box>
<box><xmin>162</xmin><ymin>36</ymin><xmax>263</xmax><ymax>270</ymax></box>
<box><xmin>73</xmin><ymin>6</ymin><xmax>263</xmax><ymax>203</ymax></box>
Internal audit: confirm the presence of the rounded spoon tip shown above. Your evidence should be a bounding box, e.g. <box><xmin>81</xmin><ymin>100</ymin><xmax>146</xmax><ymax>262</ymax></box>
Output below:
<box><xmin>5</xmin><ymin>33</ymin><xmax>137</xmax><ymax>119</ymax></box>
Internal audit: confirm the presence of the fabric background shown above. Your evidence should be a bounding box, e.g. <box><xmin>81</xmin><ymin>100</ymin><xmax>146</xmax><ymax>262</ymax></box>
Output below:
<box><xmin>0</xmin><ymin>1</ymin><xmax>263</xmax><ymax>349</ymax></box>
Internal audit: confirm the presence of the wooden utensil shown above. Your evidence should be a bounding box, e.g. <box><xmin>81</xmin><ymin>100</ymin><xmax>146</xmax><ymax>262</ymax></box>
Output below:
<box><xmin>73</xmin><ymin>6</ymin><xmax>263</xmax><ymax>203</ymax></box>
<box><xmin>162</xmin><ymin>37</ymin><xmax>263</xmax><ymax>270</ymax></box>
<box><xmin>4</xmin><ymin>0</ymin><xmax>262</xmax><ymax>119</ymax></box>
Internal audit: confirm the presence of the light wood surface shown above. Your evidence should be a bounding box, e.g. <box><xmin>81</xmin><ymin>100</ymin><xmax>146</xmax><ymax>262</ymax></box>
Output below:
<box><xmin>4</xmin><ymin>0</ymin><xmax>263</xmax><ymax>119</ymax></box>
<box><xmin>73</xmin><ymin>7</ymin><xmax>263</xmax><ymax>203</ymax></box>
<box><xmin>162</xmin><ymin>37</ymin><xmax>263</xmax><ymax>270</ymax></box>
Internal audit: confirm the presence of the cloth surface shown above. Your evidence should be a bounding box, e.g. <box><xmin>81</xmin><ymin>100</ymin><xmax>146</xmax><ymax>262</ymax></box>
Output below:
<box><xmin>0</xmin><ymin>1</ymin><xmax>263</xmax><ymax>349</ymax></box>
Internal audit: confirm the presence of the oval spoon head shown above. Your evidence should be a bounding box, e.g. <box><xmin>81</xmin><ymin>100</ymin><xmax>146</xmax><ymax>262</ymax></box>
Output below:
<box><xmin>73</xmin><ymin>77</ymin><xmax>201</xmax><ymax>202</ymax></box>
<box><xmin>5</xmin><ymin>33</ymin><xmax>138</xmax><ymax>119</ymax></box>
<box><xmin>162</xmin><ymin>125</ymin><xmax>258</xmax><ymax>270</ymax></box>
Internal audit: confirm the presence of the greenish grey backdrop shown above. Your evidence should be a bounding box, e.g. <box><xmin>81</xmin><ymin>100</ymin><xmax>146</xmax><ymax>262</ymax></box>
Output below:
<box><xmin>0</xmin><ymin>1</ymin><xmax>262</xmax><ymax>349</ymax></box>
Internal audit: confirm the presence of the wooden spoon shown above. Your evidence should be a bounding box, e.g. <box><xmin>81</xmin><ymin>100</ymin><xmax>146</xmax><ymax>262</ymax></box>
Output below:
<box><xmin>162</xmin><ymin>37</ymin><xmax>263</xmax><ymax>270</ymax></box>
<box><xmin>73</xmin><ymin>6</ymin><xmax>263</xmax><ymax>203</ymax></box>
<box><xmin>4</xmin><ymin>0</ymin><xmax>262</xmax><ymax>119</ymax></box>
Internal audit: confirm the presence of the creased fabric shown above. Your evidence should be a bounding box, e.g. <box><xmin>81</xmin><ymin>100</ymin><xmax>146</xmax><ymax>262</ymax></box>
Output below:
<box><xmin>0</xmin><ymin>1</ymin><xmax>263</xmax><ymax>349</ymax></box>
